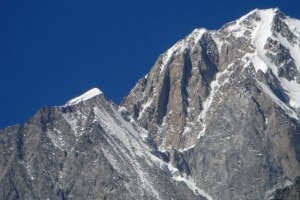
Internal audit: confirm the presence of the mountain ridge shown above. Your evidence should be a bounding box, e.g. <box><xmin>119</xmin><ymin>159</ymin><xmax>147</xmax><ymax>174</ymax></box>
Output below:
<box><xmin>1</xmin><ymin>8</ymin><xmax>300</xmax><ymax>200</ymax></box>
<box><xmin>121</xmin><ymin>8</ymin><xmax>300</xmax><ymax>199</ymax></box>
<box><xmin>121</xmin><ymin>8</ymin><xmax>300</xmax><ymax>150</ymax></box>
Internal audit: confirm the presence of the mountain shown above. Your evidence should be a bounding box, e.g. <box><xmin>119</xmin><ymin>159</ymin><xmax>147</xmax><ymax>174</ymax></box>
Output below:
<box><xmin>0</xmin><ymin>89</ymin><xmax>206</xmax><ymax>199</ymax></box>
<box><xmin>1</xmin><ymin>8</ymin><xmax>300</xmax><ymax>200</ymax></box>
<box><xmin>122</xmin><ymin>8</ymin><xmax>300</xmax><ymax>199</ymax></box>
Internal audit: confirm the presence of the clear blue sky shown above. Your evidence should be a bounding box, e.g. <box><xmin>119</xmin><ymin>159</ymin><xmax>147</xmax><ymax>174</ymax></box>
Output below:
<box><xmin>1</xmin><ymin>0</ymin><xmax>300</xmax><ymax>127</ymax></box>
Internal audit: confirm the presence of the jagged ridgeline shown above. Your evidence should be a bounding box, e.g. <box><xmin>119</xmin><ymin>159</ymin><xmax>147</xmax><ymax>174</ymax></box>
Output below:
<box><xmin>1</xmin><ymin>8</ymin><xmax>300</xmax><ymax>200</ymax></box>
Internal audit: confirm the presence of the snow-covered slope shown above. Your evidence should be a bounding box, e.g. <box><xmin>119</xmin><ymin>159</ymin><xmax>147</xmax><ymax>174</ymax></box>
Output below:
<box><xmin>226</xmin><ymin>8</ymin><xmax>300</xmax><ymax>115</ymax></box>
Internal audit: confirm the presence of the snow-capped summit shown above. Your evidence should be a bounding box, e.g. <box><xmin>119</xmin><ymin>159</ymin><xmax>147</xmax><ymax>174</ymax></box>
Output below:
<box><xmin>122</xmin><ymin>7</ymin><xmax>300</xmax><ymax>150</ymax></box>
<box><xmin>65</xmin><ymin>87</ymin><xmax>102</xmax><ymax>106</ymax></box>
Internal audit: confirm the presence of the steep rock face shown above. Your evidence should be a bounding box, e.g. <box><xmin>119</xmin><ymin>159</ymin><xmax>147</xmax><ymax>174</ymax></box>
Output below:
<box><xmin>122</xmin><ymin>8</ymin><xmax>300</xmax><ymax>199</ymax></box>
<box><xmin>1</xmin><ymin>8</ymin><xmax>300</xmax><ymax>200</ymax></box>
<box><xmin>121</xmin><ymin>30</ymin><xmax>220</xmax><ymax>150</ymax></box>
<box><xmin>180</xmin><ymin>66</ymin><xmax>300</xmax><ymax>199</ymax></box>
<box><xmin>0</xmin><ymin>91</ymin><xmax>205</xmax><ymax>200</ymax></box>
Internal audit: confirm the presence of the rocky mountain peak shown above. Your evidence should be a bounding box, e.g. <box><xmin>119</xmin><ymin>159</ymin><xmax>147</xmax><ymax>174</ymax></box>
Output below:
<box><xmin>121</xmin><ymin>8</ymin><xmax>300</xmax><ymax>151</ymax></box>
<box><xmin>0</xmin><ymin>86</ymin><xmax>206</xmax><ymax>199</ymax></box>
<box><xmin>121</xmin><ymin>8</ymin><xmax>300</xmax><ymax>199</ymax></box>
<box><xmin>65</xmin><ymin>88</ymin><xmax>103</xmax><ymax>106</ymax></box>
<box><xmin>1</xmin><ymin>8</ymin><xmax>300</xmax><ymax>200</ymax></box>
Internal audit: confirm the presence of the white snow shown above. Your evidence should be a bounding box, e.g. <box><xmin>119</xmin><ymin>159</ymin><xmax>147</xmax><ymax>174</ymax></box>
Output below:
<box><xmin>287</xmin><ymin>17</ymin><xmax>300</xmax><ymax>31</ymax></box>
<box><xmin>197</xmin><ymin>126</ymin><xmax>206</xmax><ymax>139</ymax></box>
<box><xmin>92</xmin><ymin>103</ymin><xmax>164</xmax><ymax>199</ymax></box>
<box><xmin>280</xmin><ymin>79</ymin><xmax>300</xmax><ymax>110</ymax></box>
<box><xmin>173</xmin><ymin>175</ymin><xmax>214</xmax><ymax>200</ymax></box>
<box><xmin>196</xmin><ymin>71</ymin><xmax>224</xmax><ymax>139</ymax></box>
<box><xmin>65</xmin><ymin>88</ymin><xmax>102</xmax><ymax>106</ymax></box>
<box><xmin>178</xmin><ymin>144</ymin><xmax>195</xmax><ymax>152</ymax></box>
<box><xmin>47</xmin><ymin>131</ymin><xmax>65</xmax><ymax>151</ymax></box>
<box><xmin>197</xmin><ymin>79</ymin><xmax>218</xmax><ymax>121</ymax></box>
<box><xmin>160</xmin><ymin>48</ymin><xmax>173</xmax><ymax>73</ymax></box>
<box><xmin>235</xmin><ymin>9</ymin><xmax>300</xmax><ymax>118</ymax></box>
<box><xmin>96</xmin><ymin>103</ymin><xmax>213</xmax><ymax>199</ymax></box>
<box><xmin>257</xmin><ymin>81</ymin><xmax>298</xmax><ymax>119</ymax></box>
<box><xmin>251</xmin><ymin>54</ymin><xmax>268</xmax><ymax>73</ymax></box>
<box><xmin>62</xmin><ymin>112</ymin><xmax>83</xmax><ymax>137</ymax></box>
<box><xmin>277</xmin><ymin>33</ymin><xmax>300</xmax><ymax>70</ymax></box>
<box><xmin>159</xmin><ymin>28</ymin><xmax>206</xmax><ymax>74</ymax></box>
<box><xmin>149</xmin><ymin>153</ymin><xmax>213</xmax><ymax>199</ymax></box>
<box><xmin>192</xmin><ymin>28</ymin><xmax>207</xmax><ymax>45</ymax></box>
<box><xmin>252</xmin><ymin>9</ymin><xmax>276</xmax><ymax>68</ymax></box>
<box><xmin>247</xmin><ymin>9</ymin><xmax>300</xmax><ymax>116</ymax></box>
<box><xmin>138</xmin><ymin>98</ymin><xmax>153</xmax><ymax>120</ymax></box>
<box><xmin>211</xmin><ymin>33</ymin><xmax>223</xmax><ymax>54</ymax></box>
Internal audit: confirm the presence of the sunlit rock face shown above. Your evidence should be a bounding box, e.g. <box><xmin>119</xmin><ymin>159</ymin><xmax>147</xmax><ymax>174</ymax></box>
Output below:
<box><xmin>0</xmin><ymin>93</ymin><xmax>203</xmax><ymax>200</ymax></box>
<box><xmin>122</xmin><ymin>8</ymin><xmax>300</xmax><ymax>199</ymax></box>
<box><xmin>1</xmin><ymin>8</ymin><xmax>300</xmax><ymax>200</ymax></box>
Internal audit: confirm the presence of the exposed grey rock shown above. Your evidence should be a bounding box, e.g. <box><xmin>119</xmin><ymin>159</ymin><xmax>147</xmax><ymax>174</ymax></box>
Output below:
<box><xmin>121</xmin><ymin>30</ymin><xmax>221</xmax><ymax>150</ymax></box>
<box><xmin>272</xmin><ymin>9</ymin><xmax>298</xmax><ymax>45</ymax></box>
<box><xmin>122</xmin><ymin>8</ymin><xmax>300</xmax><ymax>200</ymax></box>
<box><xmin>264</xmin><ymin>37</ymin><xmax>298</xmax><ymax>81</ymax></box>
<box><xmin>180</xmin><ymin>66</ymin><xmax>300</xmax><ymax>199</ymax></box>
<box><xmin>0</xmin><ymin>93</ymin><xmax>203</xmax><ymax>200</ymax></box>
<box><xmin>1</xmin><ymin>8</ymin><xmax>300</xmax><ymax>200</ymax></box>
